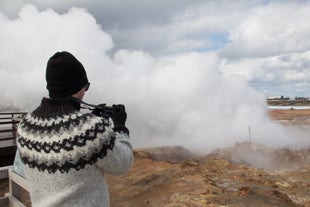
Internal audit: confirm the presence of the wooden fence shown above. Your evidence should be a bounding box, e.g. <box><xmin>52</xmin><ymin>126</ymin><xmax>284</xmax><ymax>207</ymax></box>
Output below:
<box><xmin>0</xmin><ymin>112</ymin><xmax>27</xmax><ymax>167</ymax></box>
<box><xmin>0</xmin><ymin>112</ymin><xmax>30</xmax><ymax>207</ymax></box>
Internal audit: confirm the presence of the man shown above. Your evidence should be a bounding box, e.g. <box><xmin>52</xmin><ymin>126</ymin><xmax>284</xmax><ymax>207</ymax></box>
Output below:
<box><xmin>16</xmin><ymin>51</ymin><xmax>133</xmax><ymax>207</ymax></box>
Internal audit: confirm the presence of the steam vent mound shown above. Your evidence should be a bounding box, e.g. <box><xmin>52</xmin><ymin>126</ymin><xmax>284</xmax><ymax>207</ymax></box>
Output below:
<box><xmin>107</xmin><ymin>145</ymin><xmax>310</xmax><ymax>207</ymax></box>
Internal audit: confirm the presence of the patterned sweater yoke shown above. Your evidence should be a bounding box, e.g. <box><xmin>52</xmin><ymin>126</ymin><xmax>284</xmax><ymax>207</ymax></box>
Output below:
<box><xmin>17</xmin><ymin>97</ymin><xmax>116</xmax><ymax>173</ymax></box>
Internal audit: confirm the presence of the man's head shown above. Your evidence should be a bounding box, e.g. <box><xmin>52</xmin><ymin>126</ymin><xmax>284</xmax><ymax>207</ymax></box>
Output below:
<box><xmin>46</xmin><ymin>51</ymin><xmax>89</xmax><ymax>99</ymax></box>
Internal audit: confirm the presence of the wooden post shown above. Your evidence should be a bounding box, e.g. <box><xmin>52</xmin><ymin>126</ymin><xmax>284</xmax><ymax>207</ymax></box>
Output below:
<box><xmin>248</xmin><ymin>125</ymin><xmax>252</xmax><ymax>143</ymax></box>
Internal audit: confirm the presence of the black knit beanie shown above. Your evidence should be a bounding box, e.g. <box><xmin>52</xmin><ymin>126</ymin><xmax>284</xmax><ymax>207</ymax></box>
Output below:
<box><xmin>46</xmin><ymin>51</ymin><xmax>88</xmax><ymax>98</ymax></box>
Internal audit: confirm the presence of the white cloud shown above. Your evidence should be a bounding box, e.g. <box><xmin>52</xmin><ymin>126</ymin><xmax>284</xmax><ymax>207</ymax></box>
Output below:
<box><xmin>1</xmin><ymin>5</ymin><xmax>309</xmax><ymax>153</ymax></box>
<box><xmin>0</xmin><ymin>0</ymin><xmax>258</xmax><ymax>56</ymax></box>
<box><xmin>220</xmin><ymin>51</ymin><xmax>310</xmax><ymax>96</ymax></box>
<box><xmin>0</xmin><ymin>4</ymin><xmax>114</xmax><ymax>108</ymax></box>
<box><xmin>221</xmin><ymin>1</ymin><xmax>310</xmax><ymax>58</ymax></box>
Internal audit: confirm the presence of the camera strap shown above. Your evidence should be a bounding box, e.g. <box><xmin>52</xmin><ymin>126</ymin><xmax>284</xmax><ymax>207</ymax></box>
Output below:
<box><xmin>66</xmin><ymin>97</ymin><xmax>104</xmax><ymax>111</ymax></box>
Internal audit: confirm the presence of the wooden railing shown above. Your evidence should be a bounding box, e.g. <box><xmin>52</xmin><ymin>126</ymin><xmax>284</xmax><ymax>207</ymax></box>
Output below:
<box><xmin>0</xmin><ymin>112</ymin><xmax>26</xmax><ymax>146</ymax></box>
<box><xmin>0</xmin><ymin>112</ymin><xmax>27</xmax><ymax>168</ymax></box>
<box><xmin>0</xmin><ymin>112</ymin><xmax>30</xmax><ymax>207</ymax></box>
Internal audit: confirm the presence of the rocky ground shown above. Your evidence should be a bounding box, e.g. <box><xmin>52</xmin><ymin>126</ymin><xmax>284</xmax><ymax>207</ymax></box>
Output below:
<box><xmin>0</xmin><ymin>109</ymin><xmax>310</xmax><ymax>207</ymax></box>
<box><xmin>107</xmin><ymin>109</ymin><xmax>310</xmax><ymax>207</ymax></box>
<box><xmin>107</xmin><ymin>145</ymin><xmax>310</xmax><ymax>207</ymax></box>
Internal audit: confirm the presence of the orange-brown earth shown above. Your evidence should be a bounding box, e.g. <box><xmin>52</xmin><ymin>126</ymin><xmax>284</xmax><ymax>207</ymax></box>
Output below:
<box><xmin>268</xmin><ymin>109</ymin><xmax>310</xmax><ymax>126</ymax></box>
<box><xmin>1</xmin><ymin>109</ymin><xmax>310</xmax><ymax>207</ymax></box>
<box><xmin>107</xmin><ymin>146</ymin><xmax>310</xmax><ymax>207</ymax></box>
<box><xmin>107</xmin><ymin>109</ymin><xmax>310</xmax><ymax>207</ymax></box>
<box><xmin>268</xmin><ymin>109</ymin><xmax>310</xmax><ymax>120</ymax></box>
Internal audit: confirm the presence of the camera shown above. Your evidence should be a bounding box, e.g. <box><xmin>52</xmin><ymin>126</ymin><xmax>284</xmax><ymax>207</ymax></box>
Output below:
<box><xmin>91</xmin><ymin>104</ymin><xmax>117</xmax><ymax>118</ymax></box>
<box><xmin>76</xmin><ymin>98</ymin><xmax>128</xmax><ymax>134</ymax></box>
<box><xmin>68</xmin><ymin>97</ymin><xmax>125</xmax><ymax>121</ymax></box>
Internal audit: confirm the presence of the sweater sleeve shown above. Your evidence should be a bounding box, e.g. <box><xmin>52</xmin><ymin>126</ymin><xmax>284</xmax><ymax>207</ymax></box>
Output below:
<box><xmin>95</xmin><ymin>128</ymin><xmax>134</xmax><ymax>175</ymax></box>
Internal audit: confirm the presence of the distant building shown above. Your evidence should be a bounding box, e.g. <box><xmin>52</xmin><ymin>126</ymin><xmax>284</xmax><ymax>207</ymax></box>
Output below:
<box><xmin>267</xmin><ymin>96</ymin><xmax>289</xmax><ymax>100</ymax></box>
<box><xmin>267</xmin><ymin>96</ymin><xmax>282</xmax><ymax>100</ymax></box>
<box><xmin>267</xmin><ymin>96</ymin><xmax>310</xmax><ymax>106</ymax></box>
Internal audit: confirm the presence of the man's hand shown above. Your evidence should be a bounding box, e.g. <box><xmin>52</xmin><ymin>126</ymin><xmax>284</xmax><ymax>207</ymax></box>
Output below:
<box><xmin>110</xmin><ymin>104</ymin><xmax>127</xmax><ymax>127</ymax></box>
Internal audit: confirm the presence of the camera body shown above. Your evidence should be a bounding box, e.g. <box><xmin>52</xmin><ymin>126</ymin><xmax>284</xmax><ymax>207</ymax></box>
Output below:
<box><xmin>92</xmin><ymin>104</ymin><xmax>117</xmax><ymax>118</ymax></box>
<box><xmin>89</xmin><ymin>102</ymin><xmax>129</xmax><ymax>134</ymax></box>
<box><xmin>74</xmin><ymin>97</ymin><xmax>127</xmax><ymax>128</ymax></box>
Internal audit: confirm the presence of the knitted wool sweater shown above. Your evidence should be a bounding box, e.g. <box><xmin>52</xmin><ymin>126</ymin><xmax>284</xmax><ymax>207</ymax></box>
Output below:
<box><xmin>16</xmin><ymin>98</ymin><xmax>133</xmax><ymax>207</ymax></box>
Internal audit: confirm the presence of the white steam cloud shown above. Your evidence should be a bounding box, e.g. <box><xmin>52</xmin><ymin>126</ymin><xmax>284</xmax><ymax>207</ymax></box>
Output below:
<box><xmin>0</xmin><ymin>5</ymin><xmax>308</xmax><ymax>153</ymax></box>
